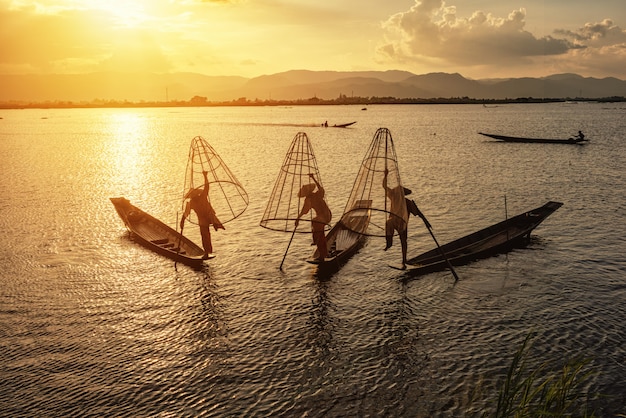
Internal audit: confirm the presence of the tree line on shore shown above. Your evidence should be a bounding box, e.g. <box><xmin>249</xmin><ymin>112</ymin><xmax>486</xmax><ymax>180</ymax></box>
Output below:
<box><xmin>1</xmin><ymin>94</ymin><xmax>625</xmax><ymax>109</ymax></box>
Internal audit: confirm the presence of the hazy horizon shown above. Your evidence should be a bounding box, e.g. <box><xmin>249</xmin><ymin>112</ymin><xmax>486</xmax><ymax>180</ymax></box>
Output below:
<box><xmin>3</xmin><ymin>69</ymin><xmax>626</xmax><ymax>104</ymax></box>
<box><xmin>1</xmin><ymin>68</ymin><xmax>625</xmax><ymax>82</ymax></box>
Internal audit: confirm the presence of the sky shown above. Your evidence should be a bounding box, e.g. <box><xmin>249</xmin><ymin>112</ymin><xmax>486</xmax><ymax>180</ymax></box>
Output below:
<box><xmin>1</xmin><ymin>0</ymin><xmax>625</xmax><ymax>79</ymax></box>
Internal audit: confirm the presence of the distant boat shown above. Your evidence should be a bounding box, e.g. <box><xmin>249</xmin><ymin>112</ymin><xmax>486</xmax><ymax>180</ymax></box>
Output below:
<box><xmin>479</xmin><ymin>132</ymin><xmax>588</xmax><ymax>144</ymax></box>
<box><xmin>323</xmin><ymin>121</ymin><xmax>357</xmax><ymax>128</ymax></box>
<box><xmin>405</xmin><ymin>201</ymin><xmax>563</xmax><ymax>277</ymax></box>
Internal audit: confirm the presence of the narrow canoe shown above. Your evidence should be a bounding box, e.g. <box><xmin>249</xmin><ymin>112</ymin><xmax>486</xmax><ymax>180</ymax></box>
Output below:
<box><xmin>405</xmin><ymin>201</ymin><xmax>563</xmax><ymax>276</ymax></box>
<box><xmin>479</xmin><ymin>132</ymin><xmax>587</xmax><ymax>144</ymax></box>
<box><xmin>307</xmin><ymin>199</ymin><xmax>372</xmax><ymax>274</ymax></box>
<box><xmin>110</xmin><ymin>197</ymin><xmax>207</xmax><ymax>267</ymax></box>
<box><xmin>327</xmin><ymin>121</ymin><xmax>357</xmax><ymax>128</ymax></box>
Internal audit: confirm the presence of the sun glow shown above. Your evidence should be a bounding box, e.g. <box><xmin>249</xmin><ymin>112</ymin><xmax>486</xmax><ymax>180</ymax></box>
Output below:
<box><xmin>80</xmin><ymin>0</ymin><xmax>151</xmax><ymax>27</ymax></box>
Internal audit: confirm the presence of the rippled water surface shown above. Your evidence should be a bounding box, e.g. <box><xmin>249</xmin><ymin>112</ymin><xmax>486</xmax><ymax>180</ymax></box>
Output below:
<box><xmin>1</xmin><ymin>103</ymin><xmax>625</xmax><ymax>416</ymax></box>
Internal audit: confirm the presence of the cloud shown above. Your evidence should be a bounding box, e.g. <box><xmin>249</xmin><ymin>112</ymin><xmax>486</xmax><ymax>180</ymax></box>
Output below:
<box><xmin>377</xmin><ymin>0</ymin><xmax>576</xmax><ymax>68</ymax></box>
<box><xmin>551</xmin><ymin>19</ymin><xmax>626</xmax><ymax>77</ymax></box>
<box><xmin>555</xmin><ymin>18</ymin><xmax>626</xmax><ymax>46</ymax></box>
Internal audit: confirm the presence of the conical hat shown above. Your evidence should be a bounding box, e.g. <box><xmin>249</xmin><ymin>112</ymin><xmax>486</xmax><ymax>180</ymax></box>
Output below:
<box><xmin>298</xmin><ymin>183</ymin><xmax>316</xmax><ymax>197</ymax></box>
<box><xmin>185</xmin><ymin>188</ymin><xmax>202</xmax><ymax>199</ymax></box>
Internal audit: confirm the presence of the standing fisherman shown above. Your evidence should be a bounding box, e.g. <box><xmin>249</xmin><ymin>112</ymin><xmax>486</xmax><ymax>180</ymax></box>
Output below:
<box><xmin>180</xmin><ymin>171</ymin><xmax>224</xmax><ymax>259</ymax></box>
<box><xmin>382</xmin><ymin>168</ymin><xmax>412</xmax><ymax>269</ymax></box>
<box><xmin>295</xmin><ymin>173</ymin><xmax>332</xmax><ymax>261</ymax></box>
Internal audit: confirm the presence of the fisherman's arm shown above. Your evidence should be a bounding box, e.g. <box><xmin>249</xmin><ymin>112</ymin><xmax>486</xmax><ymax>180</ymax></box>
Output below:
<box><xmin>382</xmin><ymin>168</ymin><xmax>390</xmax><ymax>192</ymax></box>
<box><xmin>180</xmin><ymin>201</ymin><xmax>191</xmax><ymax>229</ymax></box>
<box><xmin>295</xmin><ymin>199</ymin><xmax>311</xmax><ymax>226</ymax></box>
<box><xmin>202</xmin><ymin>171</ymin><xmax>210</xmax><ymax>194</ymax></box>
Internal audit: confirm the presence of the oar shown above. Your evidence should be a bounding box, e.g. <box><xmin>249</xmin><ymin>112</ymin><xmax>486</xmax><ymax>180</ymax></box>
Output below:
<box><xmin>175</xmin><ymin>217</ymin><xmax>184</xmax><ymax>270</ymax></box>
<box><xmin>415</xmin><ymin>208</ymin><xmax>460</xmax><ymax>282</ymax></box>
<box><xmin>279</xmin><ymin>226</ymin><xmax>297</xmax><ymax>271</ymax></box>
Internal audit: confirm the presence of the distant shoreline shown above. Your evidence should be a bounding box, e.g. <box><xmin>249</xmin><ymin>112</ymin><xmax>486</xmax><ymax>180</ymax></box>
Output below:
<box><xmin>1</xmin><ymin>96</ymin><xmax>625</xmax><ymax>110</ymax></box>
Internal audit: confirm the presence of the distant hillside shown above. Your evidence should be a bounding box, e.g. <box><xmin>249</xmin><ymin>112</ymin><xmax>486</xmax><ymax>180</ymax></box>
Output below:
<box><xmin>1</xmin><ymin>70</ymin><xmax>625</xmax><ymax>103</ymax></box>
<box><xmin>0</xmin><ymin>72</ymin><xmax>248</xmax><ymax>103</ymax></box>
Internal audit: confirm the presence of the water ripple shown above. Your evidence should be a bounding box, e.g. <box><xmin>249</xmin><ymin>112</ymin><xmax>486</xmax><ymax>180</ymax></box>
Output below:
<box><xmin>1</xmin><ymin>105</ymin><xmax>625</xmax><ymax>416</ymax></box>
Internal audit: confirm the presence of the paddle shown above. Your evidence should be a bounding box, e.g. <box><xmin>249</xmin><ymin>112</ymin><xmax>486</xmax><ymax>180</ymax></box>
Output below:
<box><xmin>175</xmin><ymin>218</ymin><xmax>184</xmax><ymax>270</ymax></box>
<box><xmin>414</xmin><ymin>207</ymin><xmax>460</xmax><ymax>282</ymax></box>
<box><xmin>279</xmin><ymin>225</ymin><xmax>298</xmax><ymax>271</ymax></box>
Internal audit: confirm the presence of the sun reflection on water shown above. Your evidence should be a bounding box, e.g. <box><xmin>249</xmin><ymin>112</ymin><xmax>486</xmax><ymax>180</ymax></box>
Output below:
<box><xmin>104</xmin><ymin>111</ymin><xmax>153</xmax><ymax>197</ymax></box>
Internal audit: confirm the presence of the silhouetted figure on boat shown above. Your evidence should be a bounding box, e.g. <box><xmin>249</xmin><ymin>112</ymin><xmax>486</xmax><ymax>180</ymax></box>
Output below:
<box><xmin>383</xmin><ymin>169</ymin><xmax>415</xmax><ymax>269</ymax></box>
<box><xmin>576</xmin><ymin>131</ymin><xmax>585</xmax><ymax>141</ymax></box>
<box><xmin>296</xmin><ymin>173</ymin><xmax>332</xmax><ymax>261</ymax></box>
<box><xmin>181</xmin><ymin>171</ymin><xmax>224</xmax><ymax>259</ymax></box>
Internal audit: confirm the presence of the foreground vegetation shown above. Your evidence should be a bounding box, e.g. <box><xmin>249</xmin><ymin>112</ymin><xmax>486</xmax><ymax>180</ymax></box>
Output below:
<box><xmin>476</xmin><ymin>333</ymin><xmax>597</xmax><ymax>417</ymax></box>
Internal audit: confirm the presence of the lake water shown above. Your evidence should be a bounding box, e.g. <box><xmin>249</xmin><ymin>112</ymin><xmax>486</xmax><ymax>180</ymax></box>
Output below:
<box><xmin>1</xmin><ymin>103</ymin><xmax>625</xmax><ymax>416</ymax></box>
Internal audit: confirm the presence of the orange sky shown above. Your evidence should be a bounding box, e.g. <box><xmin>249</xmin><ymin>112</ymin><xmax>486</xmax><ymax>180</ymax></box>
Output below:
<box><xmin>1</xmin><ymin>0</ymin><xmax>625</xmax><ymax>79</ymax></box>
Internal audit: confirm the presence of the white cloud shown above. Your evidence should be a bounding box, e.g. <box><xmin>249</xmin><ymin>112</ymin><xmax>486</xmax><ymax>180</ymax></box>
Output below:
<box><xmin>377</xmin><ymin>0</ymin><xmax>575</xmax><ymax>68</ymax></box>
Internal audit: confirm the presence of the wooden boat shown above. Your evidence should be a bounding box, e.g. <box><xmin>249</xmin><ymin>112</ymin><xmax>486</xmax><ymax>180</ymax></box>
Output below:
<box><xmin>307</xmin><ymin>199</ymin><xmax>372</xmax><ymax>273</ymax></box>
<box><xmin>110</xmin><ymin>197</ymin><xmax>208</xmax><ymax>267</ymax></box>
<box><xmin>323</xmin><ymin>121</ymin><xmax>356</xmax><ymax>128</ymax></box>
<box><xmin>405</xmin><ymin>201</ymin><xmax>563</xmax><ymax>276</ymax></box>
<box><xmin>479</xmin><ymin>132</ymin><xmax>587</xmax><ymax>144</ymax></box>
<box><xmin>333</xmin><ymin>121</ymin><xmax>356</xmax><ymax>128</ymax></box>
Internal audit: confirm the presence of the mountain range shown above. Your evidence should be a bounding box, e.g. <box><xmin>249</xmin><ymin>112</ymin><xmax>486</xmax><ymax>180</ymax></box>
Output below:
<box><xmin>1</xmin><ymin>70</ymin><xmax>625</xmax><ymax>104</ymax></box>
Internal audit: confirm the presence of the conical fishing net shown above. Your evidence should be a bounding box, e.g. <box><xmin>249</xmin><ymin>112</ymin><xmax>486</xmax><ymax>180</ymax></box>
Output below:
<box><xmin>181</xmin><ymin>136</ymin><xmax>249</xmax><ymax>226</ymax></box>
<box><xmin>342</xmin><ymin>127</ymin><xmax>408</xmax><ymax>237</ymax></box>
<box><xmin>260</xmin><ymin>132</ymin><xmax>331</xmax><ymax>233</ymax></box>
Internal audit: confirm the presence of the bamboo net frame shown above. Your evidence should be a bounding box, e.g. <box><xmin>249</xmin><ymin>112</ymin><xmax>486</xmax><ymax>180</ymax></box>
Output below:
<box><xmin>260</xmin><ymin>132</ymin><xmax>331</xmax><ymax>233</ymax></box>
<box><xmin>342</xmin><ymin>127</ymin><xmax>408</xmax><ymax>237</ymax></box>
<box><xmin>181</xmin><ymin>136</ymin><xmax>249</xmax><ymax>226</ymax></box>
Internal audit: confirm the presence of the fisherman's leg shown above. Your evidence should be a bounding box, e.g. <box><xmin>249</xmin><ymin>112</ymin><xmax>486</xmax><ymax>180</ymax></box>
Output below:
<box><xmin>313</xmin><ymin>223</ymin><xmax>328</xmax><ymax>259</ymax></box>
<box><xmin>400</xmin><ymin>229</ymin><xmax>408</xmax><ymax>268</ymax></box>
<box><xmin>384</xmin><ymin>220</ymin><xmax>393</xmax><ymax>250</ymax></box>
<box><xmin>311</xmin><ymin>219</ymin><xmax>322</xmax><ymax>245</ymax></box>
<box><xmin>200</xmin><ymin>226</ymin><xmax>213</xmax><ymax>257</ymax></box>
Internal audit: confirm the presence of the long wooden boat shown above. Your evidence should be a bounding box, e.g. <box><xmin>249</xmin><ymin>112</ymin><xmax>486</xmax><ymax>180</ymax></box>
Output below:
<box><xmin>405</xmin><ymin>201</ymin><xmax>563</xmax><ymax>276</ymax></box>
<box><xmin>307</xmin><ymin>199</ymin><xmax>372</xmax><ymax>274</ymax></box>
<box><xmin>323</xmin><ymin>121</ymin><xmax>356</xmax><ymax>128</ymax></box>
<box><xmin>110</xmin><ymin>197</ymin><xmax>207</xmax><ymax>267</ymax></box>
<box><xmin>479</xmin><ymin>132</ymin><xmax>587</xmax><ymax>144</ymax></box>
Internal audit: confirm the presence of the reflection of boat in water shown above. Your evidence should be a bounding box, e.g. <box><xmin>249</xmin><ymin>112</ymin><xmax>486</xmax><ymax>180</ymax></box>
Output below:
<box><xmin>405</xmin><ymin>201</ymin><xmax>563</xmax><ymax>277</ymax></box>
<box><xmin>111</xmin><ymin>197</ymin><xmax>208</xmax><ymax>268</ymax></box>
<box><xmin>323</xmin><ymin>121</ymin><xmax>357</xmax><ymax>128</ymax></box>
<box><xmin>479</xmin><ymin>132</ymin><xmax>588</xmax><ymax>144</ymax></box>
<box><xmin>307</xmin><ymin>199</ymin><xmax>372</xmax><ymax>273</ymax></box>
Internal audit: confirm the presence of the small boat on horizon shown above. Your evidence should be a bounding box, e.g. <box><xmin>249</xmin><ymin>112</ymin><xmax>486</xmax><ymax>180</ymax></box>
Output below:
<box><xmin>322</xmin><ymin>121</ymin><xmax>357</xmax><ymax>128</ymax></box>
<box><xmin>479</xmin><ymin>132</ymin><xmax>588</xmax><ymax>144</ymax></box>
